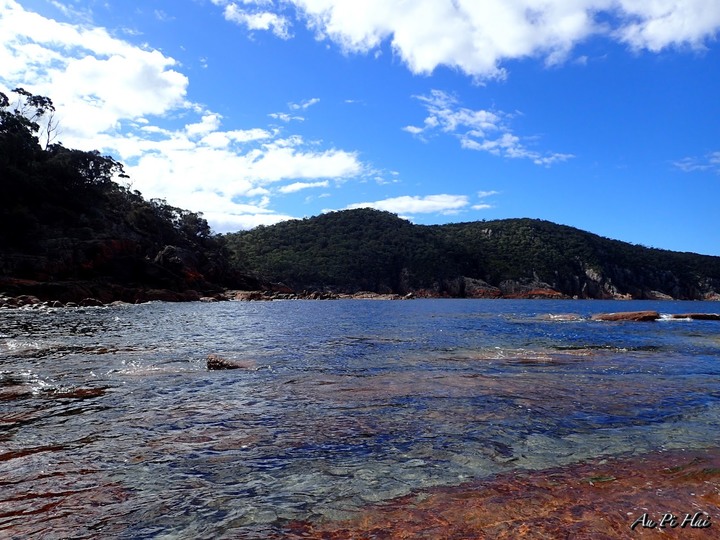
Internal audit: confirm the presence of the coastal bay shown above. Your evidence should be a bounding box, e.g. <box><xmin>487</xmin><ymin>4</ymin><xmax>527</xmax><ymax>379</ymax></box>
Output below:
<box><xmin>2</xmin><ymin>299</ymin><xmax>719</xmax><ymax>538</ymax></box>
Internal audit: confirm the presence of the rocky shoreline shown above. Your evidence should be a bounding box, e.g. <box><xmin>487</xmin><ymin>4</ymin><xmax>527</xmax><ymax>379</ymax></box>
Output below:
<box><xmin>1</xmin><ymin>277</ymin><xmax>719</xmax><ymax>310</ymax></box>
<box><xmin>0</xmin><ymin>288</ymin><xmax>414</xmax><ymax>309</ymax></box>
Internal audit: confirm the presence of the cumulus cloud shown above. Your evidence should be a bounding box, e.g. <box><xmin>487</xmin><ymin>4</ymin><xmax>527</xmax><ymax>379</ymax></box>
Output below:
<box><xmin>103</xmin><ymin>128</ymin><xmax>363</xmax><ymax>232</ymax></box>
<box><xmin>221</xmin><ymin>0</ymin><xmax>720</xmax><ymax>79</ymax></box>
<box><xmin>0</xmin><ymin>2</ymin><xmax>188</xmax><ymax>138</ymax></box>
<box><xmin>616</xmin><ymin>1</ymin><xmax>720</xmax><ymax>52</ymax></box>
<box><xmin>346</xmin><ymin>194</ymin><xmax>470</xmax><ymax>215</ymax></box>
<box><xmin>0</xmin><ymin>0</ymin><xmax>367</xmax><ymax>233</ymax></box>
<box><xmin>213</xmin><ymin>0</ymin><xmax>292</xmax><ymax>39</ymax></box>
<box><xmin>406</xmin><ymin>90</ymin><xmax>573</xmax><ymax>166</ymax></box>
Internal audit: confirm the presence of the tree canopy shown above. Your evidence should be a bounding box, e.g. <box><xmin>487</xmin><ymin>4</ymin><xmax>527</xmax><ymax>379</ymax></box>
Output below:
<box><xmin>0</xmin><ymin>88</ymin><xmax>244</xmax><ymax>293</ymax></box>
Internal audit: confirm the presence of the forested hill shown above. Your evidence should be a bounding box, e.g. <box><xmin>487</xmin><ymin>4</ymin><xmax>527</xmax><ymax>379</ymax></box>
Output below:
<box><xmin>224</xmin><ymin>209</ymin><xmax>720</xmax><ymax>300</ymax></box>
<box><xmin>0</xmin><ymin>88</ymin><xmax>260</xmax><ymax>303</ymax></box>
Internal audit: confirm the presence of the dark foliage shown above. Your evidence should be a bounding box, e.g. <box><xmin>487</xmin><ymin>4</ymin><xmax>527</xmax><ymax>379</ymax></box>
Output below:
<box><xmin>0</xmin><ymin>88</ymin><xmax>243</xmax><ymax>293</ymax></box>
<box><xmin>224</xmin><ymin>209</ymin><xmax>469</xmax><ymax>293</ymax></box>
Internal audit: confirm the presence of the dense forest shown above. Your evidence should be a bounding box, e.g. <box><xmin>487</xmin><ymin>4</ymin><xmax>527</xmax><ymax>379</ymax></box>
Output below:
<box><xmin>225</xmin><ymin>209</ymin><xmax>720</xmax><ymax>300</ymax></box>
<box><xmin>2</xmin><ymin>88</ymin><xmax>719</xmax><ymax>302</ymax></box>
<box><xmin>0</xmin><ymin>88</ymin><xmax>260</xmax><ymax>303</ymax></box>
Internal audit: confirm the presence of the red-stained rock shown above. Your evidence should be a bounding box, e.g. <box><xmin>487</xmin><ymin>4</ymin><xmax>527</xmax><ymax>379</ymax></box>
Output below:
<box><xmin>523</xmin><ymin>288</ymin><xmax>566</xmax><ymax>299</ymax></box>
<box><xmin>591</xmin><ymin>311</ymin><xmax>660</xmax><ymax>322</ymax></box>
<box><xmin>279</xmin><ymin>448</ymin><xmax>720</xmax><ymax>540</ymax></box>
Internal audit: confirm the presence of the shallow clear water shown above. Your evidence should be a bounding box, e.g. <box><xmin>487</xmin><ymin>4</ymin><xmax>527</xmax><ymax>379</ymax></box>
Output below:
<box><xmin>1</xmin><ymin>299</ymin><xmax>719</xmax><ymax>538</ymax></box>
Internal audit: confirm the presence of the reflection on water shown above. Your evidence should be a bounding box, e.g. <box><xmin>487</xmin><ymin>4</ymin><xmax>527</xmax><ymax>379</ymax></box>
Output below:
<box><xmin>1</xmin><ymin>299</ymin><xmax>719</xmax><ymax>538</ymax></box>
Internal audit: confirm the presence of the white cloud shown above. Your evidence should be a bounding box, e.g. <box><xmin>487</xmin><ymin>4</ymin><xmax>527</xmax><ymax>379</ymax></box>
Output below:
<box><xmin>220</xmin><ymin>1</ymin><xmax>292</xmax><ymax>39</ymax></box>
<box><xmin>289</xmin><ymin>97</ymin><xmax>320</xmax><ymax>110</ymax></box>
<box><xmin>207</xmin><ymin>211</ymin><xmax>296</xmax><ymax>232</ymax></box>
<box><xmin>279</xmin><ymin>181</ymin><xmax>330</xmax><ymax>193</ymax></box>
<box><xmin>186</xmin><ymin>114</ymin><xmax>223</xmax><ymax>138</ymax></box>
<box><xmin>616</xmin><ymin>0</ymin><xmax>720</xmax><ymax>52</ymax></box>
<box><xmin>246</xmin><ymin>0</ymin><xmax>720</xmax><ymax>79</ymax></box>
<box><xmin>0</xmin><ymin>2</ymin><xmax>188</xmax><ymax>138</ymax></box>
<box><xmin>0</xmin><ymin>0</ymin><xmax>368</xmax><ymax>233</ymax></box>
<box><xmin>346</xmin><ymin>194</ymin><xmax>470</xmax><ymax>215</ymax></box>
<box><xmin>268</xmin><ymin>112</ymin><xmax>304</xmax><ymax>122</ymax></box>
<box><xmin>200</xmin><ymin>127</ymin><xmax>273</xmax><ymax>148</ymax></box>
<box><xmin>470</xmin><ymin>190</ymin><xmax>497</xmax><ymax>210</ymax></box>
<box><xmin>401</xmin><ymin>125</ymin><xmax>423</xmax><ymax>136</ymax></box>
<box><xmin>267</xmin><ymin>98</ymin><xmax>319</xmax><ymax>123</ymax></box>
<box><xmin>673</xmin><ymin>151</ymin><xmax>720</xmax><ymax>174</ymax></box>
<box><xmin>407</xmin><ymin>90</ymin><xmax>573</xmax><ymax>166</ymax></box>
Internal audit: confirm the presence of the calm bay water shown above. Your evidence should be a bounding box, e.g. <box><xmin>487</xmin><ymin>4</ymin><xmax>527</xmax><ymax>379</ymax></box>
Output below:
<box><xmin>1</xmin><ymin>299</ymin><xmax>719</xmax><ymax>538</ymax></box>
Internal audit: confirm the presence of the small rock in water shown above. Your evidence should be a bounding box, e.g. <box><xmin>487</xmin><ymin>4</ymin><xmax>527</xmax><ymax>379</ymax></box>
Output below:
<box><xmin>206</xmin><ymin>354</ymin><xmax>254</xmax><ymax>370</ymax></box>
<box><xmin>670</xmin><ymin>313</ymin><xmax>720</xmax><ymax>321</ymax></box>
<box><xmin>540</xmin><ymin>313</ymin><xmax>583</xmax><ymax>321</ymax></box>
<box><xmin>591</xmin><ymin>311</ymin><xmax>660</xmax><ymax>322</ymax></box>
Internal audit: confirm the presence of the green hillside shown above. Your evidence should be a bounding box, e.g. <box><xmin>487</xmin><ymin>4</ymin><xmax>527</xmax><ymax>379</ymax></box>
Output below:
<box><xmin>225</xmin><ymin>210</ymin><xmax>720</xmax><ymax>300</ymax></box>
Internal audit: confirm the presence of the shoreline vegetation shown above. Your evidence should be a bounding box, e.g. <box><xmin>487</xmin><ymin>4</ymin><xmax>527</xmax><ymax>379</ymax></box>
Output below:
<box><xmin>2</xmin><ymin>89</ymin><xmax>720</xmax><ymax>307</ymax></box>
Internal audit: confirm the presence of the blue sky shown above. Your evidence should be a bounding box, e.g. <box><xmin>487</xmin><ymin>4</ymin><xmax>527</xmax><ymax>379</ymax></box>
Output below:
<box><xmin>1</xmin><ymin>1</ymin><xmax>720</xmax><ymax>255</ymax></box>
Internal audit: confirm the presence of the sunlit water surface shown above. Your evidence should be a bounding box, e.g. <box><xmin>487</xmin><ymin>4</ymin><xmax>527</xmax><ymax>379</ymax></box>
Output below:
<box><xmin>1</xmin><ymin>299</ymin><xmax>719</xmax><ymax>538</ymax></box>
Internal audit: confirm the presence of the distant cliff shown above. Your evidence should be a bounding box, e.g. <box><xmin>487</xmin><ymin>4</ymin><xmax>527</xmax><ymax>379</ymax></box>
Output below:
<box><xmin>224</xmin><ymin>209</ymin><xmax>720</xmax><ymax>300</ymax></box>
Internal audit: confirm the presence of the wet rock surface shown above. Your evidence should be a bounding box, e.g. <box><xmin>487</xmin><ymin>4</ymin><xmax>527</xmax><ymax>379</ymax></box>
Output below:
<box><xmin>591</xmin><ymin>311</ymin><xmax>661</xmax><ymax>322</ymax></box>
<box><xmin>671</xmin><ymin>313</ymin><xmax>720</xmax><ymax>321</ymax></box>
<box><xmin>206</xmin><ymin>354</ymin><xmax>255</xmax><ymax>370</ymax></box>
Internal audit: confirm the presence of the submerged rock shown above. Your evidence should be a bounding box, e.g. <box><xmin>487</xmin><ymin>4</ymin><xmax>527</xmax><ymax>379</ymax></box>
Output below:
<box><xmin>280</xmin><ymin>448</ymin><xmax>720</xmax><ymax>540</ymax></box>
<box><xmin>591</xmin><ymin>311</ymin><xmax>660</xmax><ymax>322</ymax></box>
<box><xmin>206</xmin><ymin>354</ymin><xmax>254</xmax><ymax>370</ymax></box>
